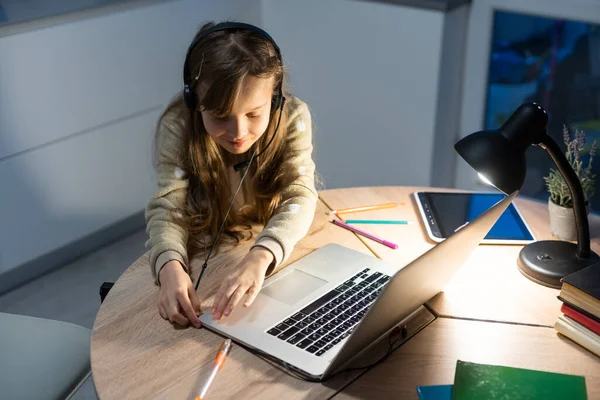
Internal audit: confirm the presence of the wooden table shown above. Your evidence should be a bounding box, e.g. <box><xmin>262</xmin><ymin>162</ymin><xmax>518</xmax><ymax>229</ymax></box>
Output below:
<box><xmin>320</xmin><ymin>186</ymin><xmax>600</xmax><ymax>327</ymax></box>
<box><xmin>91</xmin><ymin>199</ymin><xmax>433</xmax><ymax>399</ymax></box>
<box><xmin>92</xmin><ymin>187</ymin><xmax>600</xmax><ymax>399</ymax></box>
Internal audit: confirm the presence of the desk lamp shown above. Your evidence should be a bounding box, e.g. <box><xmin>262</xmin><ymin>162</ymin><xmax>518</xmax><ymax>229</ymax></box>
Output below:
<box><xmin>454</xmin><ymin>103</ymin><xmax>599</xmax><ymax>288</ymax></box>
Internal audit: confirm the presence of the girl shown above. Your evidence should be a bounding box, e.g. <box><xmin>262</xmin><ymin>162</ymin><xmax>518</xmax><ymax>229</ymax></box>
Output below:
<box><xmin>145</xmin><ymin>21</ymin><xmax>318</xmax><ymax>329</ymax></box>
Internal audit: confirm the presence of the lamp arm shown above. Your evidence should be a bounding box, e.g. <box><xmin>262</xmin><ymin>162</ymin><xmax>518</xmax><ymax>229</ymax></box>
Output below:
<box><xmin>539</xmin><ymin>136</ymin><xmax>591</xmax><ymax>258</ymax></box>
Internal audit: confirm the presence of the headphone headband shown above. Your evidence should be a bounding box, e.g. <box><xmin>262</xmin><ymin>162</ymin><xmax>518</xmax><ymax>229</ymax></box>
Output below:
<box><xmin>183</xmin><ymin>22</ymin><xmax>283</xmax><ymax>110</ymax></box>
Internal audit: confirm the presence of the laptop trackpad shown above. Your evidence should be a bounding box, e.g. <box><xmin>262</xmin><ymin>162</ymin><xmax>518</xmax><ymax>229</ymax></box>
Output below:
<box><xmin>262</xmin><ymin>269</ymin><xmax>328</xmax><ymax>305</ymax></box>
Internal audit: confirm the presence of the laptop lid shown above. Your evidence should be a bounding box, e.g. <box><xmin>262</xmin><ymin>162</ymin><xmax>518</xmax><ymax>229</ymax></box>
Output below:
<box><xmin>323</xmin><ymin>191</ymin><xmax>518</xmax><ymax>378</ymax></box>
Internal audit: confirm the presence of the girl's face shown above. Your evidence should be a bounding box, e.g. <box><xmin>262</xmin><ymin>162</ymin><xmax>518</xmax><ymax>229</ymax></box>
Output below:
<box><xmin>200</xmin><ymin>76</ymin><xmax>275</xmax><ymax>155</ymax></box>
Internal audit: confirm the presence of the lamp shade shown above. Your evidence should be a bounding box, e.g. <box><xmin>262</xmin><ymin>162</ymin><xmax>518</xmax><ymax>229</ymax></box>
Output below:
<box><xmin>454</xmin><ymin>132</ymin><xmax>525</xmax><ymax>194</ymax></box>
<box><xmin>454</xmin><ymin>103</ymin><xmax>549</xmax><ymax>194</ymax></box>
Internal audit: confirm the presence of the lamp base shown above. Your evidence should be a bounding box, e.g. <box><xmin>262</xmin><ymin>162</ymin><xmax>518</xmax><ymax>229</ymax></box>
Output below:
<box><xmin>518</xmin><ymin>240</ymin><xmax>600</xmax><ymax>289</ymax></box>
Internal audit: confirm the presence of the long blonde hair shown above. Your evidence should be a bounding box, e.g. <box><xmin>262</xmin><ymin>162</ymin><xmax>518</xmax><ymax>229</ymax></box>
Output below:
<box><xmin>155</xmin><ymin>22</ymin><xmax>302</xmax><ymax>253</ymax></box>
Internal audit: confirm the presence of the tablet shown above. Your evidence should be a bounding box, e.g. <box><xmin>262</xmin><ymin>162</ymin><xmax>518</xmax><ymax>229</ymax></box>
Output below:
<box><xmin>413</xmin><ymin>191</ymin><xmax>535</xmax><ymax>244</ymax></box>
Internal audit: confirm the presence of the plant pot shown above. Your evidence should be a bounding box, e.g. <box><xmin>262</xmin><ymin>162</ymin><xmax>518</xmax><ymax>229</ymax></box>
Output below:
<box><xmin>548</xmin><ymin>198</ymin><xmax>590</xmax><ymax>241</ymax></box>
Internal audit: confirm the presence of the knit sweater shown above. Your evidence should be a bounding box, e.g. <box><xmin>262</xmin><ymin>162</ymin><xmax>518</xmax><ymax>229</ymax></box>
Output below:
<box><xmin>145</xmin><ymin>96</ymin><xmax>318</xmax><ymax>283</ymax></box>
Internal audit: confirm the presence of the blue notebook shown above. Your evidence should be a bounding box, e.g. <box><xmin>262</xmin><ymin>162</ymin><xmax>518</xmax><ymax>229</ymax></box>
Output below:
<box><xmin>416</xmin><ymin>385</ymin><xmax>452</xmax><ymax>400</ymax></box>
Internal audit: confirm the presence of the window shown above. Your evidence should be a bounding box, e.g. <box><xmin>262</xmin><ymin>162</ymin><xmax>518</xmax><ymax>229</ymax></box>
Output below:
<box><xmin>484</xmin><ymin>10</ymin><xmax>600</xmax><ymax>210</ymax></box>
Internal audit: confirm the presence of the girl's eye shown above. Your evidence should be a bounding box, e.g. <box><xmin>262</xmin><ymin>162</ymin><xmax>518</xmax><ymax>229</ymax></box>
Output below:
<box><xmin>212</xmin><ymin>115</ymin><xmax>228</xmax><ymax>122</ymax></box>
<box><xmin>247</xmin><ymin>114</ymin><xmax>260</xmax><ymax>119</ymax></box>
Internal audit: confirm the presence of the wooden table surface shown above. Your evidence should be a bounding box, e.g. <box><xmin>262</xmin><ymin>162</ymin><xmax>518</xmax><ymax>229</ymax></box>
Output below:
<box><xmin>335</xmin><ymin>318</ymin><xmax>600</xmax><ymax>400</ymax></box>
<box><xmin>92</xmin><ymin>187</ymin><xmax>600</xmax><ymax>399</ymax></box>
<box><xmin>320</xmin><ymin>186</ymin><xmax>600</xmax><ymax>327</ymax></box>
<box><xmin>91</xmin><ymin>199</ymin><xmax>425</xmax><ymax>400</ymax></box>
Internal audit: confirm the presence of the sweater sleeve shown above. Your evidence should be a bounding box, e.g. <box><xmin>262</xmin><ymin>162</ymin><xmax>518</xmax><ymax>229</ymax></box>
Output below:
<box><xmin>252</xmin><ymin>100</ymin><xmax>319</xmax><ymax>275</ymax></box>
<box><xmin>145</xmin><ymin>116</ymin><xmax>190</xmax><ymax>284</ymax></box>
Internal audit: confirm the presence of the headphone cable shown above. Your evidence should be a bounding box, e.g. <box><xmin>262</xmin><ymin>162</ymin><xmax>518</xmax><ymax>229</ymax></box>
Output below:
<box><xmin>194</xmin><ymin>99</ymin><xmax>285</xmax><ymax>291</ymax></box>
<box><xmin>194</xmin><ymin>147</ymin><xmax>256</xmax><ymax>291</ymax></box>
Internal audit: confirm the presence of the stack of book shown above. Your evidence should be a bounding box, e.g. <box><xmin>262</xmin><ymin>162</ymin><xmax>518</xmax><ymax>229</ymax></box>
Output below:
<box><xmin>416</xmin><ymin>360</ymin><xmax>587</xmax><ymax>399</ymax></box>
<box><xmin>555</xmin><ymin>264</ymin><xmax>600</xmax><ymax>357</ymax></box>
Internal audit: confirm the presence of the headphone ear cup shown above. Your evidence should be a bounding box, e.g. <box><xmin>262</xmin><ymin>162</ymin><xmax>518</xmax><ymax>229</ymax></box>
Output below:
<box><xmin>184</xmin><ymin>85</ymin><xmax>195</xmax><ymax>109</ymax></box>
<box><xmin>271</xmin><ymin>96</ymin><xmax>280</xmax><ymax>113</ymax></box>
<box><xmin>271</xmin><ymin>90</ymin><xmax>283</xmax><ymax>113</ymax></box>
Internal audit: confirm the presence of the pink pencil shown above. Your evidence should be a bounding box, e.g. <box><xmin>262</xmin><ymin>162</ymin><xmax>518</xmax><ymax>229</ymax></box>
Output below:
<box><xmin>332</xmin><ymin>219</ymin><xmax>398</xmax><ymax>249</ymax></box>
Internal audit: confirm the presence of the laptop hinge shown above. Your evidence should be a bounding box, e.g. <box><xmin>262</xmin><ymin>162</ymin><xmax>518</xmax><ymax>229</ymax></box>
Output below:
<box><xmin>324</xmin><ymin>305</ymin><xmax>435</xmax><ymax>379</ymax></box>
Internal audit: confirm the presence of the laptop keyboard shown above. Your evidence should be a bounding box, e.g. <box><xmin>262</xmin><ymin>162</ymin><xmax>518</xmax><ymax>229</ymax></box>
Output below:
<box><xmin>266</xmin><ymin>268</ymin><xmax>391</xmax><ymax>357</ymax></box>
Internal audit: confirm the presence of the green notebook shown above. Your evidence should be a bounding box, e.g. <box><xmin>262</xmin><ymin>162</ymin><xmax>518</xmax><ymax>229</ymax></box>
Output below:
<box><xmin>453</xmin><ymin>360</ymin><xmax>587</xmax><ymax>400</ymax></box>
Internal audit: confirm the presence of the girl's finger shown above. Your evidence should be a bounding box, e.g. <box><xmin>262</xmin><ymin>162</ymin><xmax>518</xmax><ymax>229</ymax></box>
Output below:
<box><xmin>158</xmin><ymin>303</ymin><xmax>167</xmax><ymax>320</ymax></box>
<box><xmin>224</xmin><ymin>285</ymin><xmax>248</xmax><ymax>316</ymax></box>
<box><xmin>210</xmin><ymin>281</ymin><xmax>229</xmax><ymax>314</ymax></box>
<box><xmin>176</xmin><ymin>290</ymin><xmax>201</xmax><ymax>328</ymax></box>
<box><xmin>214</xmin><ymin>283</ymin><xmax>238</xmax><ymax>319</ymax></box>
<box><xmin>167</xmin><ymin>296</ymin><xmax>190</xmax><ymax>326</ymax></box>
<box><xmin>212</xmin><ymin>281</ymin><xmax>229</xmax><ymax>315</ymax></box>
<box><xmin>167</xmin><ymin>304</ymin><xmax>190</xmax><ymax>326</ymax></box>
<box><xmin>188</xmin><ymin>285</ymin><xmax>202</xmax><ymax>315</ymax></box>
<box><xmin>244</xmin><ymin>285</ymin><xmax>260</xmax><ymax>307</ymax></box>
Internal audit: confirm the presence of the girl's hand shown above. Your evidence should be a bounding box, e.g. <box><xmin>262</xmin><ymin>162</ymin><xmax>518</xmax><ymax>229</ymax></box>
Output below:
<box><xmin>157</xmin><ymin>260</ymin><xmax>202</xmax><ymax>328</ymax></box>
<box><xmin>212</xmin><ymin>247</ymin><xmax>274</xmax><ymax>320</ymax></box>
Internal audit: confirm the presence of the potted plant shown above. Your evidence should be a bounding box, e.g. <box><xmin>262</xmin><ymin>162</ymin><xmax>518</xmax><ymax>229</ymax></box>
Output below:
<box><xmin>544</xmin><ymin>126</ymin><xmax>597</xmax><ymax>241</ymax></box>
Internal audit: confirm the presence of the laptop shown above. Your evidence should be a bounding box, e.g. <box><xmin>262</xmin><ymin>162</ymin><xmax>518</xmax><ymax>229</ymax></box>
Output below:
<box><xmin>200</xmin><ymin>191</ymin><xmax>517</xmax><ymax>380</ymax></box>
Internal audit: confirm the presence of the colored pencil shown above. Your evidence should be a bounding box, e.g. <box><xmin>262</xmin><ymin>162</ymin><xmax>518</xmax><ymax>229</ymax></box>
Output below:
<box><xmin>345</xmin><ymin>219</ymin><xmax>412</xmax><ymax>225</ymax></box>
<box><xmin>332</xmin><ymin>219</ymin><xmax>398</xmax><ymax>249</ymax></box>
<box><xmin>330</xmin><ymin>202</ymin><xmax>398</xmax><ymax>215</ymax></box>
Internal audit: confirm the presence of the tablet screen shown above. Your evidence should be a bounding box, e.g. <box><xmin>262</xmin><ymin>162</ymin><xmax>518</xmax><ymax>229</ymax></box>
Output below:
<box><xmin>422</xmin><ymin>192</ymin><xmax>534</xmax><ymax>241</ymax></box>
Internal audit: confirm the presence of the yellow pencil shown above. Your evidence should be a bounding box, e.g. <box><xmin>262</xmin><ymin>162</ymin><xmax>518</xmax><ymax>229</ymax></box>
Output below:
<box><xmin>330</xmin><ymin>202</ymin><xmax>398</xmax><ymax>215</ymax></box>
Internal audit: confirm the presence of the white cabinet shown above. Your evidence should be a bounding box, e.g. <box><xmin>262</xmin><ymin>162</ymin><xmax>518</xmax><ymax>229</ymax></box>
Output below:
<box><xmin>0</xmin><ymin>109</ymin><xmax>158</xmax><ymax>270</ymax></box>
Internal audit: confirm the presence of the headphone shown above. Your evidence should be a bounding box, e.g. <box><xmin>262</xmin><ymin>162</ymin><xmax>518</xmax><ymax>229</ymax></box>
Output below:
<box><xmin>182</xmin><ymin>22</ymin><xmax>286</xmax><ymax>172</ymax></box>
<box><xmin>182</xmin><ymin>22</ymin><xmax>285</xmax><ymax>114</ymax></box>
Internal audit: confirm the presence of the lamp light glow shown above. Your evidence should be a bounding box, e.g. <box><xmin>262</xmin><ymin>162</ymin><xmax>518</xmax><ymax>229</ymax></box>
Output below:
<box><xmin>478</xmin><ymin>173</ymin><xmax>493</xmax><ymax>187</ymax></box>
<box><xmin>455</xmin><ymin>103</ymin><xmax>599</xmax><ymax>288</ymax></box>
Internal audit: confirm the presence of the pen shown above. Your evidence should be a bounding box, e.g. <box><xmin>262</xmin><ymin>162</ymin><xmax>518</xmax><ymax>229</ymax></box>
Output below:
<box><xmin>330</xmin><ymin>202</ymin><xmax>398</xmax><ymax>215</ymax></box>
<box><xmin>196</xmin><ymin>339</ymin><xmax>232</xmax><ymax>400</ymax></box>
<box><xmin>332</xmin><ymin>219</ymin><xmax>398</xmax><ymax>249</ymax></box>
<box><xmin>345</xmin><ymin>219</ymin><xmax>412</xmax><ymax>225</ymax></box>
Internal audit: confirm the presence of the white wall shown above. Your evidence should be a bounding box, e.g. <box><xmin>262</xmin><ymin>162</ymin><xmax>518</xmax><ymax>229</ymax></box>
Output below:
<box><xmin>430</xmin><ymin>4</ymin><xmax>469</xmax><ymax>188</ymax></box>
<box><xmin>0</xmin><ymin>0</ymin><xmax>260</xmax><ymax>276</ymax></box>
<box><xmin>261</xmin><ymin>0</ymin><xmax>446</xmax><ymax>189</ymax></box>
<box><xmin>0</xmin><ymin>0</ymin><xmax>466</xmax><ymax>283</ymax></box>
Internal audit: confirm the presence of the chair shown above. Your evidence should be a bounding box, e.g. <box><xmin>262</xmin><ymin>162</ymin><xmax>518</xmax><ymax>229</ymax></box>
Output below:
<box><xmin>99</xmin><ymin>282</ymin><xmax>114</xmax><ymax>303</ymax></box>
<box><xmin>0</xmin><ymin>312</ymin><xmax>91</xmax><ymax>400</ymax></box>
